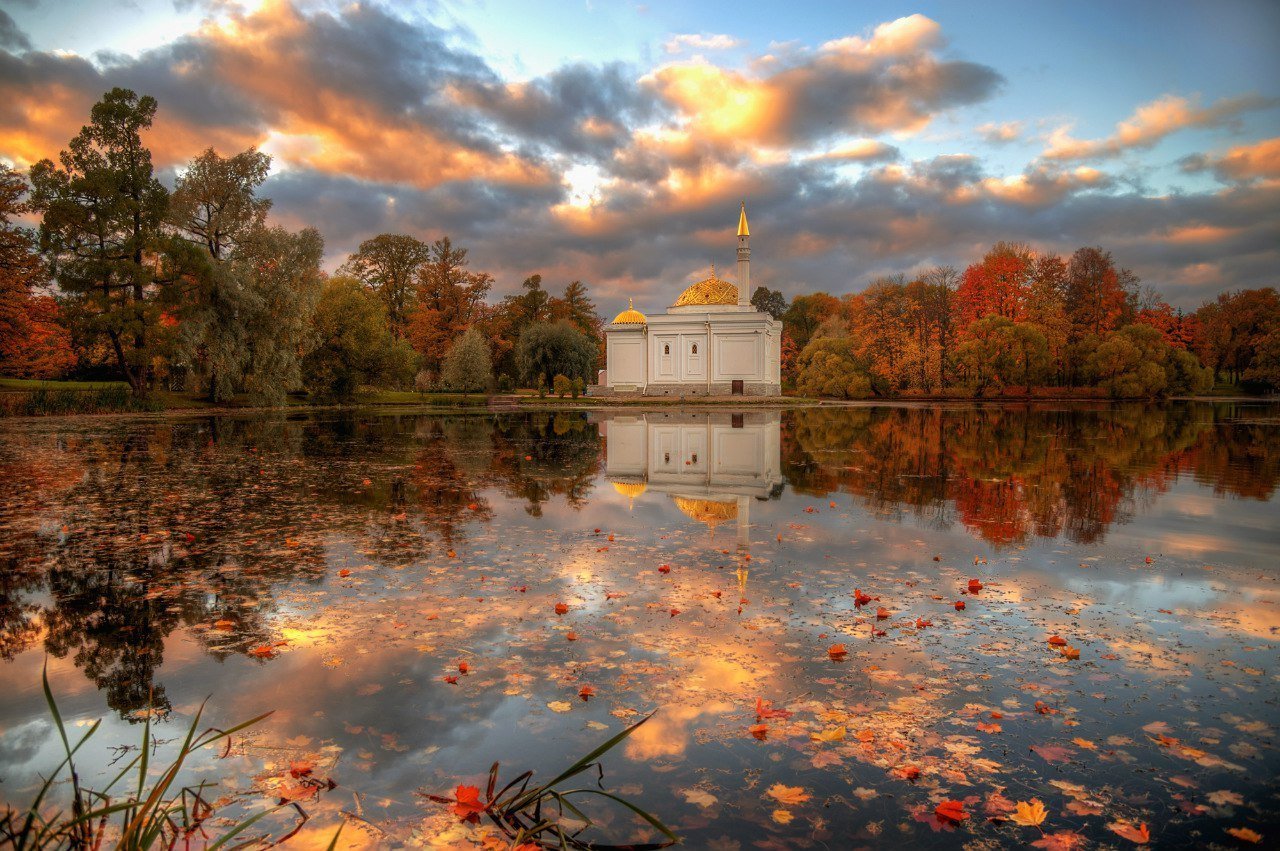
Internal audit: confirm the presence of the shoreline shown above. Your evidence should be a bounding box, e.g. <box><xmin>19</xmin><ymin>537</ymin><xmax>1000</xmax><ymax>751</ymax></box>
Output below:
<box><xmin>0</xmin><ymin>391</ymin><xmax>1275</xmax><ymax>423</ymax></box>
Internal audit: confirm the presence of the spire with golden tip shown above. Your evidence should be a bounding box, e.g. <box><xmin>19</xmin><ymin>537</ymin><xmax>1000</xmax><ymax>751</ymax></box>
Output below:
<box><xmin>737</xmin><ymin>200</ymin><xmax>750</xmax><ymax>237</ymax></box>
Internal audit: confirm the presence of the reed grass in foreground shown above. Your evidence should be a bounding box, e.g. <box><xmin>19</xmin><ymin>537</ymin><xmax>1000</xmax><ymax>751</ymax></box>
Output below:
<box><xmin>0</xmin><ymin>664</ymin><xmax>340</xmax><ymax>850</ymax></box>
<box><xmin>426</xmin><ymin>713</ymin><xmax>677</xmax><ymax>850</ymax></box>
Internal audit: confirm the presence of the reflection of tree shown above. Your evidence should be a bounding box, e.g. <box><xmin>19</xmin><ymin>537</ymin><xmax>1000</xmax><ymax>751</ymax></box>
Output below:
<box><xmin>783</xmin><ymin>402</ymin><xmax>1278</xmax><ymax>547</ymax></box>
<box><xmin>0</xmin><ymin>410</ymin><xmax>604</xmax><ymax>718</ymax></box>
<box><xmin>488</xmin><ymin>412</ymin><xmax>601</xmax><ymax>517</ymax></box>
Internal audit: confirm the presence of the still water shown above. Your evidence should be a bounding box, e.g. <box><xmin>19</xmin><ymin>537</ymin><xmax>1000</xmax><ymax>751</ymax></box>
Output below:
<box><xmin>1</xmin><ymin>402</ymin><xmax>1277</xmax><ymax>848</ymax></box>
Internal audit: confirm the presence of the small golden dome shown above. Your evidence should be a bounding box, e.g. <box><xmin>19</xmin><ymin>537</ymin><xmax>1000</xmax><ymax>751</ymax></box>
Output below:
<box><xmin>672</xmin><ymin>264</ymin><xmax>738</xmax><ymax>307</ymax></box>
<box><xmin>611</xmin><ymin>298</ymin><xmax>647</xmax><ymax>325</ymax></box>
<box><xmin>611</xmin><ymin>481</ymin><xmax>648</xmax><ymax>499</ymax></box>
<box><xmin>672</xmin><ymin>496</ymin><xmax>738</xmax><ymax>526</ymax></box>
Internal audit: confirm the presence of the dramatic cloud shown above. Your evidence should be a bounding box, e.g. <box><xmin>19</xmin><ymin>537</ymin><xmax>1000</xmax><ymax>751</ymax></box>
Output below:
<box><xmin>1180</xmin><ymin>136</ymin><xmax>1280</xmax><ymax>183</ymax></box>
<box><xmin>1</xmin><ymin>3</ymin><xmax>1274</xmax><ymax>312</ymax></box>
<box><xmin>648</xmin><ymin>15</ymin><xmax>1002</xmax><ymax>150</ymax></box>
<box><xmin>1043</xmin><ymin>93</ymin><xmax>1276</xmax><ymax>161</ymax></box>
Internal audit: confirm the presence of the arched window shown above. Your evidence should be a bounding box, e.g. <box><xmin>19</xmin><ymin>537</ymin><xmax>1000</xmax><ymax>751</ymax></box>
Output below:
<box><xmin>663</xmin><ymin>344</ymin><xmax>670</xmax><ymax>355</ymax></box>
<box><xmin>691</xmin><ymin>343</ymin><xmax>698</xmax><ymax>354</ymax></box>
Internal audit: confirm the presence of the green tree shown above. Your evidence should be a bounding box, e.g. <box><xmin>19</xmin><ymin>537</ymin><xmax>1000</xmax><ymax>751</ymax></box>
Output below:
<box><xmin>338</xmin><ymin>233</ymin><xmax>431</xmax><ymax>340</ymax></box>
<box><xmin>954</xmin><ymin>316</ymin><xmax>1050</xmax><ymax>394</ymax></box>
<box><xmin>751</xmin><ymin>286</ymin><xmax>788</xmax><ymax>320</ymax></box>
<box><xmin>794</xmin><ymin>337</ymin><xmax>872</xmax><ymax>399</ymax></box>
<box><xmin>783</xmin><ymin>292</ymin><xmax>841</xmax><ymax>349</ymax></box>
<box><xmin>516</xmin><ymin>321</ymin><xmax>596</xmax><ymax>390</ymax></box>
<box><xmin>29</xmin><ymin>88</ymin><xmax>171</xmax><ymax>395</ymax></box>
<box><xmin>1086</xmin><ymin>324</ymin><xmax>1169</xmax><ymax>398</ymax></box>
<box><xmin>304</xmin><ymin>276</ymin><xmax>414</xmax><ymax>401</ymax></box>
<box><xmin>440</xmin><ymin>326</ymin><xmax>493</xmax><ymax>393</ymax></box>
<box><xmin>1167</xmin><ymin>347</ymin><xmax>1214</xmax><ymax>395</ymax></box>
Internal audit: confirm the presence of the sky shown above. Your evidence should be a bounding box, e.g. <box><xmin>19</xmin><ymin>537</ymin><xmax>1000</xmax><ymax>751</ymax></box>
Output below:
<box><xmin>2</xmin><ymin>0</ymin><xmax>1278</xmax><ymax>315</ymax></box>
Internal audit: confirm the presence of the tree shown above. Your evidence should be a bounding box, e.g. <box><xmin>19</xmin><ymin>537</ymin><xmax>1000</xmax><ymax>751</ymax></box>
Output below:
<box><xmin>409</xmin><ymin>237</ymin><xmax>492</xmax><ymax>378</ymax></box>
<box><xmin>1086</xmin><ymin>324</ymin><xmax>1170</xmax><ymax>398</ymax></box>
<box><xmin>0</xmin><ymin>164</ymin><xmax>63</xmax><ymax>376</ymax></box>
<box><xmin>783</xmin><ymin>293</ymin><xmax>841</xmax><ymax>349</ymax></box>
<box><xmin>440</xmin><ymin>326</ymin><xmax>493</xmax><ymax>393</ymax></box>
<box><xmin>516</xmin><ymin>321</ymin><xmax>596</xmax><ymax>390</ymax></box>
<box><xmin>1024</xmin><ymin>253</ymin><xmax>1071</xmax><ymax>381</ymax></box>
<box><xmin>1243</xmin><ymin>327</ymin><xmax>1280</xmax><ymax>390</ymax></box>
<box><xmin>548</xmin><ymin>280</ymin><xmax>602</xmax><ymax>340</ymax></box>
<box><xmin>1192</xmin><ymin>288</ymin><xmax>1280</xmax><ymax>383</ymax></box>
<box><xmin>29</xmin><ymin>88</ymin><xmax>172</xmax><ymax>395</ymax></box>
<box><xmin>303</xmin><ymin>276</ymin><xmax>414</xmax><ymax>401</ymax></box>
<box><xmin>169</xmin><ymin>147</ymin><xmax>271</xmax><ymax>261</ymax></box>
<box><xmin>0</xmin><ymin>295</ymin><xmax>75</xmax><ymax>378</ymax></box>
<box><xmin>1065</xmin><ymin>247</ymin><xmax>1132</xmax><ymax>341</ymax></box>
<box><xmin>1167</xmin><ymin>347</ymin><xmax>1214</xmax><ymax>395</ymax></box>
<box><xmin>955</xmin><ymin>242</ymin><xmax>1033</xmax><ymax>326</ymax></box>
<box><xmin>338</xmin><ymin>234</ymin><xmax>431</xmax><ymax>339</ymax></box>
<box><xmin>166</xmin><ymin>147</ymin><xmax>303</xmax><ymax>402</ymax></box>
<box><xmin>794</xmin><ymin>337</ymin><xmax>872</xmax><ymax>399</ymax></box>
<box><xmin>751</xmin><ymin>286</ymin><xmax>788</xmax><ymax>320</ymax></box>
<box><xmin>954</xmin><ymin>316</ymin><xmax>1050</xmax><ymax>394</ymax></box>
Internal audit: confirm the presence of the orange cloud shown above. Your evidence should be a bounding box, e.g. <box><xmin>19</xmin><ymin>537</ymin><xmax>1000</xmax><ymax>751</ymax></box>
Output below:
<box><xmin>1043</xmin><ymin>93</ymin><xmax>1275</xmax><ymax>161</ymax></box>
<box><xmin>1185</xmin><ymin>136</ymin><xmax>1280</xmax><ymax>183</ymax></box>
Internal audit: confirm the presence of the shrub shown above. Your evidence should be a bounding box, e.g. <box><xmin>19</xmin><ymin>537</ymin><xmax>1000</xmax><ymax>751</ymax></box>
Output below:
<box><xmin>553</xmin><ymin>373</ymin><xmax>573</xmax><ymax>397</ymax></box>
<box><xmin>572</xmin><ymin>376</ymin><xmax>584</xmax><ymax>398</ymax></box>
<box><xmin>794</xmin><ymin>338</ymin><xmax>873</xmax><ymax>399</ymax></box>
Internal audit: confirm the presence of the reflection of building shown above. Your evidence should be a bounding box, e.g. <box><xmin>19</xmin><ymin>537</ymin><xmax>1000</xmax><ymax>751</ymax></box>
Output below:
<box><xmin>599</xmin><ymin>411</ymin><xmax>782</xmax><ymax>547</ymax></box>
<box><xmin>597</xmin><ymin>203</ymin><xmax>782</xmax><ymax>397</ymax></box>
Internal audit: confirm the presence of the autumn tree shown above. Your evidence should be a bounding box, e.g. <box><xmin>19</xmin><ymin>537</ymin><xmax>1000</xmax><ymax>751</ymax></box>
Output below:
<box><xmin>409</xmin><ymin>237</ymin><xmax>492</xmax><ymax>379</ymax></box>
<box><xmin>338</xmin><ymin>233</ymin><xmax>431</xmax><ymax>339</ymax></box>
<box><xmin>29</xmin><ymin>88</ymin><xmax>172</xmax><ymax>395</ymax></box>
<box><xmin>751</xmin><ymin>286</ymin><xmax>788</xmax><ymax>320</ymax></box>
<box><xmin>548</xmin><ymin>280</ymin><xmax>602</xmax><ymax>339</ymax></box>
<box><xmin>440</xmin><ymin>326</ymin><xmax>493</xmax><ymax>393</ymax></box>
<box><xmin>169</xmin><ymin>147</ymin><xmax>271</xmax><ymax>261</ymax></box>
<box><xmin>304</xmin><ymin>276</ymin><xmax>414</xmax><ymax>401</ymax></box>
<box><xmin>783</xmin><ymin>292</ymin><xmax>841</xmax><ymax>350</ymax></box>
<box><xmin>955</xmin><ymin>242</ymin><xmax>1033</xmax><ymax>326</ymax></box>
<box><xmin>1192</xmin><ymin>287</ymin><xmax>1280</xmax><ymax>383</ymax></box>
<box><xmin>1023</xmin><ymin>253</ymin><xmax>1071</xmax><ymax>381</ymax></box>
<box><xmin>0</xmin><ymin>164</ymin><xmax>72</xmax><ymax>378</ymax></box>
<box><xmin>1065</xmin><ymin>246</ymin><xmax>1134</xmax><ymax>341</ymax></box>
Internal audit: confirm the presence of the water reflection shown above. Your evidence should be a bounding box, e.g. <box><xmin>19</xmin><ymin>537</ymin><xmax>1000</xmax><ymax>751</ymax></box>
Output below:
<box><xmin>601</xmin><ymin>411</ymin><xmax>783</xmax><ymax>548</ymax></box>
<box><xmin>0</xmin><ymin>402</ymin><xmax>1277</xmax><ymax>848</ymax></box>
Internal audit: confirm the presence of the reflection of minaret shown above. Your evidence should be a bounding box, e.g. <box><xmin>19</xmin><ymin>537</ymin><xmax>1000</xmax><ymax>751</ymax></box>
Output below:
<box><xmin>736</xmin><ymin>496</ymin><xmax>750</xmax><ymax>549</ymax></box>
<box><xmin>736</xmin><ymin>201</ymin><xmax>750</xmax><ymax>308</ymax></box>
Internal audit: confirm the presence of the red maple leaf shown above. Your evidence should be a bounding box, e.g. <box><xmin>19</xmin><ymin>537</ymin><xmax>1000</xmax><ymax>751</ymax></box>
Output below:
<box><xmin>451</xmin><ymin>784</ymin><xmax>486</xmax><ymax>821</ymax></box>
<box><xmin>935</xmin><ymin>799</ymin><xmax>969</xmax><ymax>823</ymax></box>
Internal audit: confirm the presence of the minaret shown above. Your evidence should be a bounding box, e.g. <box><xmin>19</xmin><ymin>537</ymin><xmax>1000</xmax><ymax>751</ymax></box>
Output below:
<box><xmin>736</xmin><ymin>201</ymin><xmax>750</xmax><ymax>308</ymax></box>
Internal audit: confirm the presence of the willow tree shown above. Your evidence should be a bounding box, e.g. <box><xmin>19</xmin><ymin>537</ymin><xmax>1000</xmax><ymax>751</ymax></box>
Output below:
<box><xmin>30</xmin><ymin>88</ymin><xmax>171</xmax><ymax>395</ymax></box>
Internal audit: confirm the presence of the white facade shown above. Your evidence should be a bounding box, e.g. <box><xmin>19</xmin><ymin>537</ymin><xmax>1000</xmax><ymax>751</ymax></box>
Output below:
<box><xmin>600</xmin><ymin>204</ymin><xmax>782</xmax><ymax>397</ymax></box>
<box><xmin>599</xmin><ymin>410</ymin><xmax>783</xmax><ymax>547</ymax></box>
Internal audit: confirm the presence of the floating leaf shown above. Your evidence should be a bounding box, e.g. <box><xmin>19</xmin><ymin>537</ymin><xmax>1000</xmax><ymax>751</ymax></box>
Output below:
<box><xmin>1010</xmin><ymin>799</ymin><xmax>1048</xmax><ymax>827</ymax></box>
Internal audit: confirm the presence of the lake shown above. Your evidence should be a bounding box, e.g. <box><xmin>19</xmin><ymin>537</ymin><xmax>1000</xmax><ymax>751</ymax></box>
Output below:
<box><xmin>1</xmin><ymin>401</ymin><xmax>1277</xmax><ymax>849</ymax></box>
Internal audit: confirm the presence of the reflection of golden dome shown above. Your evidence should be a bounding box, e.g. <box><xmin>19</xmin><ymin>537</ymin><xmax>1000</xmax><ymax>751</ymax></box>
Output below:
<box><xmin>611</xmin><ymin>298</ymin><xmax>647</xmax><ymax>325</ymax></box>
<box><xmin>611</xmin><ymin>481</ymin><xmax>648</xmax><ymax>499</ymax></box>
<box><xmin>672</xmin><ymin>264</ymin><xmax>738</xmax><ymax>307</ymax></box>
<box><xmin>672</xmin><ymin>496</ymin><xmax>738</xmax><ymax>526</ymax></box>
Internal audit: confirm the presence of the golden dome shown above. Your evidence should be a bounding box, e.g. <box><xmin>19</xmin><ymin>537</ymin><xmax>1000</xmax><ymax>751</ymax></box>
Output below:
<box><xmin>611</xmin><ymin>298</ymin><xmax>647</xmax><ymax>325</ymax></box>
<box><xmin>672</xmin><ymin>496</ymin><xmax>738</xmax><ymax>526</ymax></box>
<box><xmin>611</xmin><ymin>481</ymin><xmax>648</xmax><ymax>499</ymax></box>
<box><xmin>672</xmin><ymin>264</ymin><xmax>738</xmax><ymax>307</ymax></box>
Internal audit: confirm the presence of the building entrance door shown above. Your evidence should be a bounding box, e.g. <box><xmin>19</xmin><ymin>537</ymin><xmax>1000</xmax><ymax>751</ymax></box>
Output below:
<box><xmin>731</xmin><ymin>380</ymin><xmax>744</xmax><ymax>395</ymax></box>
